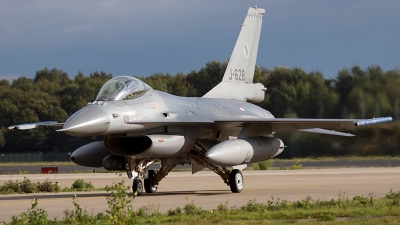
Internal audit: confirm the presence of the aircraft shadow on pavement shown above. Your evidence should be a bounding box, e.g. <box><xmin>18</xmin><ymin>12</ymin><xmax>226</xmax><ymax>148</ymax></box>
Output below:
<box><xmin>146</xmin><ymin>190</ymin><xmax>232</xmax><ymax>197</ymax></box>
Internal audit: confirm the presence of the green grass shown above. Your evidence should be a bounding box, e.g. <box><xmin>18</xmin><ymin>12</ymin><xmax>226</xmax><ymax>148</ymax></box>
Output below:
<box><xmin>4</xmin><ymin>180</ymin><xmax>400</xmax><ymax>225</ymax></box>
<box><xmin>0</xmin><ymin>178</ymin><xmax>107</xmax><ymax>194</ymax></box>
<box><xmin>253</xmin><ymin>160</ymin><xmax>274</xmax><ymax>170</ymax></box>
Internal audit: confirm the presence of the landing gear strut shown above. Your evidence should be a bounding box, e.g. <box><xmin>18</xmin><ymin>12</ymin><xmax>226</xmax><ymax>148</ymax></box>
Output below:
<box><xmin>125</xmin><ymin>158</ymin><xmax>153</xmax><ymax>195</ymax></box>
<box><xmin>125</xmin><ymin>157</ymin><xmax>177</xmax><ymax>195</ymax></box>
<box><xmin>125</xmin><ymin>139</ymin><xmax>246</xmax><ymax>194</ymax></box>
<box><xmin>188</xmin><ymin>140</ymin><xmax>244</xmax><ymax>193</ymax></box>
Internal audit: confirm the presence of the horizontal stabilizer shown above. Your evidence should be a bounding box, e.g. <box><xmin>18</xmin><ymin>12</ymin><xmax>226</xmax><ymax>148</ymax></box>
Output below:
<box><xmin>298</xmin><ymin>128</ymin><xmax>355</xmax><ymax>137</ymax></box>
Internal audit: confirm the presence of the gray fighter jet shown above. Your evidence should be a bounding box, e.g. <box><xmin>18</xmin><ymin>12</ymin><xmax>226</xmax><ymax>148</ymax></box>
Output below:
<box><xmin>9</xmin><ymin>6</ymin><xmax>392</xmax><ymax>195</ymax></box>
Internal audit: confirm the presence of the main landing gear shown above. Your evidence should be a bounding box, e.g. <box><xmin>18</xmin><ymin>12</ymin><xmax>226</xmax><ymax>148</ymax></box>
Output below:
<box><xmin>188</xmin><ymin>140</ymin><xmax>244</xmax><ymax>193</ymax></box>
<box><xmin>124</xmin><ymin>140</ymin><xmax>245</xmax><ymax>195</ymax></box>
<box><xmin>125</xmin><ymin>158</ymin><xmax>177</xmax><ymax>196</ymax></box>
<box><xmin>229</xmin><ymin>169</ymin><xmax>243</xmax><ymax>193</ymax></box>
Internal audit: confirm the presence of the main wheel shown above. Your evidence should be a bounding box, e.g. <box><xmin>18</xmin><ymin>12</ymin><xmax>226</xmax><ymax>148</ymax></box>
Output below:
<box><xmin>229</xmin><ymin>169</ymin><xmax>243</xmax><ymax>193</ymax></box>
<box><xmin>144</xmin><ymin>170</ymin><xmax>158</xmax><ymax>193</ymax></box>
<box><xmin>132</xmin><ymin>178</ymin><xmax>143</xmax><ymax>196</ymax></box>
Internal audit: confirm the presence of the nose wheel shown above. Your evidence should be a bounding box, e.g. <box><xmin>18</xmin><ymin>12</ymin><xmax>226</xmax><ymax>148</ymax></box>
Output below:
<box><xmin>144</xmin><ymin>170</ymin><xmax>158</xmax><ymax>193</ymax></box>
<box><xmin>229</xmin><ymin>169</ymin><xmax>243</xmax><ymax>193</ymax></box>
<box><xmin>132</xmin><ymin>178</ymin><xmax>143</xmax><ymax>196</ymax></box>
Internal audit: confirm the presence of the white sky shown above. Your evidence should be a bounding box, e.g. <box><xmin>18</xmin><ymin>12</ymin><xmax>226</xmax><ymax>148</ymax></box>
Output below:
<box><xmin>1</xmin><ymin>0</ymin><xmax>399</xmax><ymax>81</ymax></box>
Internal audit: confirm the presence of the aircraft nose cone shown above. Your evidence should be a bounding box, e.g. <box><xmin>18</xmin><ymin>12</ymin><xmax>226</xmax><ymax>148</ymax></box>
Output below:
<box><xmin>62</xmin><ymin>106</ymin><xmax>110</xmax><ymax>136</ymax></box>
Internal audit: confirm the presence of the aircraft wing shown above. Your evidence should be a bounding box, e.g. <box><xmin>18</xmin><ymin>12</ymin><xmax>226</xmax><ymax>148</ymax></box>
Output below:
<box><xmin>9</xmin><ymin>117</ymin><xmax>392</xmax><ymax>137</ymax></box>
<box><xmin>212</xmin><ymin>117</ymin><xmax>392</xmax><ymax>137</ymax></box>
<box><xmin>214</xmin><ymin>117</ymin><xmax>392</xmax><ymax>127</ymax></box>
<box><xmin>126</xmin><ymin>116</ymin><xmax>392</xmax><ymax>137</ymax></box>
<box><xmin>8</xmin><ymin>121</ymin><xmax>64</xmax><ymax>130</ymax></box>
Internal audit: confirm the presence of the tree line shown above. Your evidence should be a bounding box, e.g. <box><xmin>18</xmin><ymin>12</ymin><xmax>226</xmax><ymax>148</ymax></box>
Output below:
<box><xmin>0</xmin><ymin>61</ymin><xmax>399</xmax><ymax>157</ymax></box>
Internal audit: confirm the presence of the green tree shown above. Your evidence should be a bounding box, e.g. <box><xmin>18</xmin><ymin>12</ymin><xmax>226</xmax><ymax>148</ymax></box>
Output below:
<box><xmin>187</xmin><ymin>60</ymin><xmax>225</xmax><ymax>96</ymax></box>
<box><xmin>0</xmin><ymin>127</ymin><xmax>6</xmax><ymax>148</ymax></box>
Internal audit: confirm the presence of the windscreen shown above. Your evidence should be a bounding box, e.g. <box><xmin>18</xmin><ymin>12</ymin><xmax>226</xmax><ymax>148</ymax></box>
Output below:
<box><xmin>96</xmin><ymin>76</ymin><xmax>152</xmax><ymax>101</ymax></box>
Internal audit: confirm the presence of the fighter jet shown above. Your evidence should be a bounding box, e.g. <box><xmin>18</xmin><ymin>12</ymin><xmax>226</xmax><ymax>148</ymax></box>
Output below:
<box><xmin>9</xmin><ymin>6</ymin><xmax>392</xmax><ymax>195</ymax></box>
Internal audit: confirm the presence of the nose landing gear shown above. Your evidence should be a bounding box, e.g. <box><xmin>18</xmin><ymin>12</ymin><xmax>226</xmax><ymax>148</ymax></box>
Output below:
<box><xmin>126</xmin><ymin>158</ymin><xmax>177</xmax><ymax>195</ymax></box>
<box><xmin>144</xmin><ymin>169</ymin><xmax>158</xmax><ymax>193</ymax></box>
<box><xmin>132</xmin><ymin>178</ymin><xmax>143</xmax><ymax>196</ymax></box>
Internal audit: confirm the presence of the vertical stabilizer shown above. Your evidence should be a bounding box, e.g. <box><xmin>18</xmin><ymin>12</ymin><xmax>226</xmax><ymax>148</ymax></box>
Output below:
<box><xmin>203</xmin><ymin>6</ymin><xmax>266</xmax><ymax>103</ymax></box>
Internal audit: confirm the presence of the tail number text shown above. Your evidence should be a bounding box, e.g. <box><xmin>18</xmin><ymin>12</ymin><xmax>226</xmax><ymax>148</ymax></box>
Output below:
<box><xmin>229</xmin><ymin>69</ymin><xmax>245</xmax><ymax>81</ymax></box>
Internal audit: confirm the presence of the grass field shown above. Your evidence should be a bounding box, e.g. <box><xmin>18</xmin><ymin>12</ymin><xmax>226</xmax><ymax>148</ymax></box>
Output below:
<box><xmin>3</xmin><ymin>180</ymin><xmax>400</xmax><ymax>224</ymax></box>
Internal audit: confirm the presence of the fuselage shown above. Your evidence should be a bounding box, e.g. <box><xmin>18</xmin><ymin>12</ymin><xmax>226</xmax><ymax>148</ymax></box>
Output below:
<box><xmin>63</xmin><ymin>89</ymin><xmax>275</xmax><ymax>138</ymax></box>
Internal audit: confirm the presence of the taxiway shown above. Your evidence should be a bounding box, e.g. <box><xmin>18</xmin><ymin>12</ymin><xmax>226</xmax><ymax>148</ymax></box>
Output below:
<box><xmin>1</xmin><ymin>168</ymin><xmax>400</xmax><ymax>222</ymax></box>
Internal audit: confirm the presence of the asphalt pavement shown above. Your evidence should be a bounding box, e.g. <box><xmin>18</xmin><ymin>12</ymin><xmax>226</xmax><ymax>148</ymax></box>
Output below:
<box><xmin>1</xmin><ymin>158</ymin><xmax>400</xmax><ymax>174</ymax></box>
<box><xmin>1</xmin><ymin>168</ymin><xmax>400</xmax><ymax>222</ymax></box>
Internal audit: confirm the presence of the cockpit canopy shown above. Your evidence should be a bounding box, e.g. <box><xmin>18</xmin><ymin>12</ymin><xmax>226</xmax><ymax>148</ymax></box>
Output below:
<box><xmin>96</xmin><ymin>76</ymin><xmax>152</xmax><ymax>101</ymax></box>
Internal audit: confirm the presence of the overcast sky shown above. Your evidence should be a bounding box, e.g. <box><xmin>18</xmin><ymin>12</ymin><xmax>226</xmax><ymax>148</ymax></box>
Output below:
<box><xmin>1</xmin><ymin>0</ymin><xmax>399</xmax><ymax>81</ymax></box>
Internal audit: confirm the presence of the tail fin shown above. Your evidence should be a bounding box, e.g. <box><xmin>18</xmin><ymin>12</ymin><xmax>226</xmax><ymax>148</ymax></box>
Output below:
<box><xmin>203</xmin><ymin>6</ymin><xmax>266</xmax><ymax>103</ymax></box>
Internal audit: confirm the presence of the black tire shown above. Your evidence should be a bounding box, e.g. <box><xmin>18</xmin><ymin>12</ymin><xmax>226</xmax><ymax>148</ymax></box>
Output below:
<box><xmin>132</xmin><ymin>178</ymin><xmax>143</xmax><ymax>196</ymax></box>
<box><xmin>144</xmin><ymin>170</ymin><xmax>158</xmax><ymax>193</ymax></box>
<box><xmin>229</xmin><ymin>169</ymin><xmax>243</xmax><ymax>193</ymax></box>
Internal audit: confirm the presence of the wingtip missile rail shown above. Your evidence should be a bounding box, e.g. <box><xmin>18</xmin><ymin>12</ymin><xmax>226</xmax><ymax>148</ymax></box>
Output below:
<box><xmin>354</xmin><ymin>117</ymin><xmax>393</xmax><ymax>127</ymax></box>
